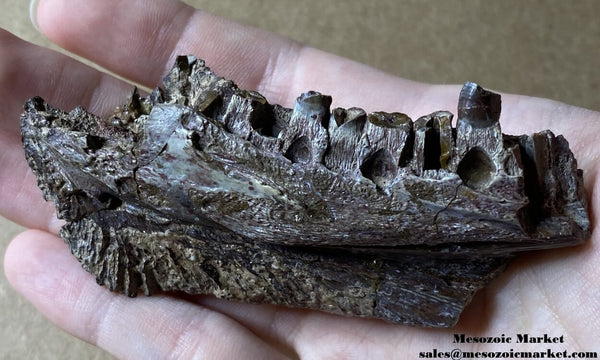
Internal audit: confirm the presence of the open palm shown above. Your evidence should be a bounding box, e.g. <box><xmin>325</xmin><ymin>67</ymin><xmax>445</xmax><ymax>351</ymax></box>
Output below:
<box><xmin>2</xmin><ymin>0</ymin><xmax>599</xmax><ymax>358</ymax></box>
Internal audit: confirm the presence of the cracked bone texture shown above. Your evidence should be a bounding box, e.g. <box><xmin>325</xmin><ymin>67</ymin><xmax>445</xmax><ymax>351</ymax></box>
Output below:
<box><xmin>21</xmin><ymin>56</ymin><xmax>590</xmax><ymax>327</ymax></box>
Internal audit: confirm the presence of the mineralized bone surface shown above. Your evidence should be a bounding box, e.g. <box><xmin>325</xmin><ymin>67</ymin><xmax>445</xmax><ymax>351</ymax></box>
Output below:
<box><xmin>21</xmin><ymin>56</ymin><xmax>590</xmax><ymax>327</ymax></box>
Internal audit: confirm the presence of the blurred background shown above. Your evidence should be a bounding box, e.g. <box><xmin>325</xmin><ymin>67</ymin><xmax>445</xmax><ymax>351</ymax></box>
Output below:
<box><xmin>1</xmin><ymin>0</ymin><xmax>598</xmax><ymax>358</ymax></box>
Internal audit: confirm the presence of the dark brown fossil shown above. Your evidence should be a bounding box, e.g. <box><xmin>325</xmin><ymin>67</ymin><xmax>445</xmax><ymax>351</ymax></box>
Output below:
<box><xmin>21</xmin><ymin>55</ymin><xmax>590</xmax><ymax>327</ymax></box>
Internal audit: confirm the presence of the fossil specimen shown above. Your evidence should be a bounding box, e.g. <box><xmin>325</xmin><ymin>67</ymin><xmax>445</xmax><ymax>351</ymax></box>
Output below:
<box><xmin>21</xmin><ymin>56</ymin><xmax>590</xmax><ymax>327</ymax></box>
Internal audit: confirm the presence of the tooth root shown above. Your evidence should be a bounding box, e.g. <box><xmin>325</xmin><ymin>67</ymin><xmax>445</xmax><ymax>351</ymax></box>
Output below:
<box><xmin>281</xmin><ymin>92</ymin><xmax>331</xmax><ymax>164</ymax></box>
<box><xmin>530</xmin><ymin>130</ymin><xmax>586</xmax><ymax>220</ymax></box>
<box><xmin>222</xmin><ymin>92</ymin><xmax>270</xmax><ymax>137</ymax></box>
<box><xmin>432</xmin><ymin>111</ymin><xmax>453</xmax><ymax>169</ymax></box>
<box><xmin>356</xmin><ymin>112</ymin><xmax>413</xmax><ymax>185</ymax></box>
<box><xmin>325</xmin><ymin>107</ymin><xmax>367</xmax><ymax>172</ymax></box>
<box><xmin>411</xmin><ymin>117</ymin><xmax>428</xmax><ymax>176</ymax></box>
<box><xmin>411</xmin><ymin>111</ymin><xmax>454</xmax><ymax>175</ymax></box>
<box><xmin>149</xmin><ymin>87</ymin><xmax>164</xmax><ymax>105</ymax></box>
<box><xmin>194</xmin><ymin>90</ymin><xmax>221</xmax><ymax>114</ymax></box>
<box><xmin>162</xmin><ymin>56</ymin><xmax>199</xmax><ymax>103</ymax></box>
<box><xmin>325</xmin><ymin>110</ymin><xmax>414</xmax><ymax>185</ymax></box>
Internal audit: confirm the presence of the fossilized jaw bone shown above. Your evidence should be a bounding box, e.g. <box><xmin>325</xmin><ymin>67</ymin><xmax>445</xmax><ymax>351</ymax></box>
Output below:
<box><xmin>21</xmin><ymin>55</ymin><xmax>589</xmax><ymax>327</ymax></box>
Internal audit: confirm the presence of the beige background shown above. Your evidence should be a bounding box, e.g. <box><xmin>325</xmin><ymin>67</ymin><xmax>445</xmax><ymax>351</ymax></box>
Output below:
<box><xmin>1</xmin><ymin>0</ymin><xmax>598</xmax><ymax>359</ymax></box>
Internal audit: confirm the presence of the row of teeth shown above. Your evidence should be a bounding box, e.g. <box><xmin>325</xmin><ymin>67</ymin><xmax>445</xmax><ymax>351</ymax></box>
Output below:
<box><xmin>153</xmin><ymin>56</ymin><xmax>496</xmax><ymax>190</ymax></box>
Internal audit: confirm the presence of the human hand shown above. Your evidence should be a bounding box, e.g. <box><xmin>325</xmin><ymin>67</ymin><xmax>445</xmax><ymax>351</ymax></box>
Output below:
<box><xmin>2</xmin><ymin>0</ymin><xmax>599</xmax><ymax>358</ymax></box>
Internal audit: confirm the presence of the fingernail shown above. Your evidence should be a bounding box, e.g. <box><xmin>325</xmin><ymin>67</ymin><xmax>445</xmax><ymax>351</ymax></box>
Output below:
<box><xmin>29</xmin><ymin>0</ymin><xmax>40</xmax><ymax>31</ymax></box>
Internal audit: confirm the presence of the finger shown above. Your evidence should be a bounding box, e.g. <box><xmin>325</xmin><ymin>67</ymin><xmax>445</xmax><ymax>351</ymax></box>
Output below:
<box><xmin>189</xmin><ymin>295</ymin><xmax>428</xmax><ymax>359</ymax></box>
<box><xmin>188</xmin><ymin>238</ymin><xmax>600</xmax><ymax>355</ymax></box>
<box><xmin>4</xmin><ymin>230</ymin><xmax>292</xmax><ymax>360</ymax></box>
<box><xmin>6</xmin><ymin>230</ymin><xmax>598</xmax><ymax>359</ymax></box>
<box><xmin>0</xmin><ymin>29</ymin><xmax>133</xmax><ymax>232</ymax></box>
<box><xmin>33</xmin><ymin>0</ymin><xmax>600</xmax><ymax>139</ymax></box>
<box><xmin>0</xmin><ymin>29</ymin><xmax>130</xmax><ymax>133</ymax></box>
<box><xmin>35</xmin><ymin>0</ymin><xmax>600</xmax><ymax>179</ymax></box>
<box><xmin>34</xmin><ymin>0</ymin><xmax>429</xmax><ymax>112</ymax></box>
<box><xmin>0</xmin><ymin>230</ymin><xmax>488</xmax><ymax>358</ymax></box>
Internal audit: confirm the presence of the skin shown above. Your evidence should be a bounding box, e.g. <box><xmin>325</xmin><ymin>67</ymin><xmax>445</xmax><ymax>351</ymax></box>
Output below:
<box><xmin>2</xmin><ymin>0</ymin><xmax>599</xmax><ymax>358</ymax></box>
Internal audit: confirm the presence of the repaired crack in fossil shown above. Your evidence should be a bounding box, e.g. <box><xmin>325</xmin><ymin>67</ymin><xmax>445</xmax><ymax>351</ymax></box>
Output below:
<box><xmin>21</xmin><ymin>55</ymin><xmax>590</xmax><ymax>327</ymax></box>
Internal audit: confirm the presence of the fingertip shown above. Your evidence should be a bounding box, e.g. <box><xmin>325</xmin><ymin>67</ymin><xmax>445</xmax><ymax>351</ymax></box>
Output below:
<box><xmin>35</xmin><ymin>0</ymin><xmax>68</xmax><ymax>43</ymax></box>
<box><xmin>4</xmin><ymin>230</ymin><xmax>42</xmax><ymax>286</ymax></box>
<box><xmin>3</xmin><ymin>229</ymin><xmax>112</xmax><ymax>340</ymax></box>
<box><xmin>35</xmin><ymin>0</ymin><xmax>89</xmax><ymax>49</ymax></box>
<box><xmin>4</xmin><ymin>229</ymin><xmax>106</xmax><ymax>330</ymax></box>
<box><xmin>29</xmin><ymin>0</ymin><xmax>40</xmax><ymax>31</ymax></box>
<box><xmin>4</xmin><ymin>230</ymin><xmax>72</xmax><ymax>300</ymax></box>
<box><xmin>3</xmin><ymin>231</ymin><xmax>26</xmax><ymax>288</ymax></box>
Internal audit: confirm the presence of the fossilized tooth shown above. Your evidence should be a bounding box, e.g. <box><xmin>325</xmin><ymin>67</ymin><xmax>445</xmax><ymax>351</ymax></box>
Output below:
<box><xmin>21</xmin><ymin>55</ymin><xmax>590</xmax><ymax>327</ymax></box>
